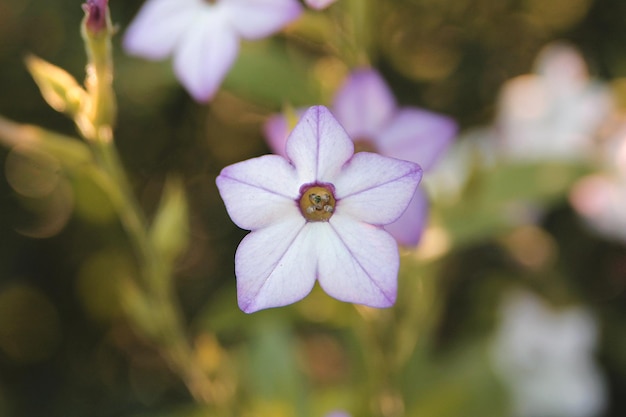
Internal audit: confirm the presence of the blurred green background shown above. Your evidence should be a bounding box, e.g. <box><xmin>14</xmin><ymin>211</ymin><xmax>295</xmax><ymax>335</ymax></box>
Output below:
<box><xmin>0</xmin><ymin>0</ymin><xmax>625</xmax><ymax>416</ymax></box>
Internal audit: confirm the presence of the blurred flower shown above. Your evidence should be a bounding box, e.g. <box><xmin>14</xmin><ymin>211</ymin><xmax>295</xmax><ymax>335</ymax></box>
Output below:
<box><xmin>217</xmin><ymin>106</ymin><xmax>422</xmax><ymax>313</ymax></box>
<box><xmin>324</xmin><ymin>411</ymin><xmax>351</xmax><ymax>417</ymax></box>
<box><xmin>123</xmin><ymin>0</ymin><xmax>302</xmax><ymax>102</ymax></box>
<box><xmin>570</xmin><ymin>122</ymin><xmax>626</xmax><ymax>241</ymax></box>
<box><xmin>497</xmin><ymin>42</ymin><xmax>613</xmax><ymax>161</ymax></box>
<box><xmin>305</xmin><ymin>0</ymin><xmax>337</xmax><ymax>10</ymax></box>
<box><xmin>491</xmin><ymin>291</ymin><xmax>607</xmax><ymax>417</ymax></box>
<box><xmin>264</xmin><ymin>68</ymin><xmax>457</xmax><ymax>245</ymax></box>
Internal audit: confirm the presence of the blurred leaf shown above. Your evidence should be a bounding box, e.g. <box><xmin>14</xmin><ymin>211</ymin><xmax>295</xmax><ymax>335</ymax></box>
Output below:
<box><xmin>246</xmin><ymin>317</ymin><xmax>310</xmax><ymax>416</ymax></box>
<box><xmin>132</xmin><ymin>403</ymin><xmax>229</xmax><ymax>417</ymax></box>
<box><xmin>71</xmin><ymin>167</ymin><xmax>118</xmax><ymax>223</ymax></box>
<box><xmin>436</xmin><ymin>162</ymin><xmax>588</xmax><ymax>246</ymax></box>
<box><xmin>150</xmin><ymin>176</ymin><xmax>189</xmax><ymax>265</ymax></box>
<box><xmin>76</xmin><ymin>248</ymin><xmax>136</xmax><ymax>321</ymax></box>
<box><xmin>224</xmin><ymin>40</ymin><xmax>320</xmax><ymax>106</ymax></box>
<box><xmin>25</xmin><ymin>54</ymin><xmax>86</xmax><ymax>117</ymax></box>
<box><xmin>0</xmin><ymin>116</ymin><xmax>92</xmax><ymax>171</ymax></box>
<box><xmin>402</xmin><ymin>341</ymin><xmax>509</xmax><ymax>417</ymax></box>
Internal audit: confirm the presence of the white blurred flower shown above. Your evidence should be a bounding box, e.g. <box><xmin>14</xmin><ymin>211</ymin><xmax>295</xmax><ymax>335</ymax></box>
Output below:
<box><xmin>123</xmin><ymin>0</ymin><xmax>302</xmax><ymax>102</ymax></box>
<box><xmin>497</xmin><ymin>42</ymin><xmax>614</xmax><ymax>162</ymax></box>
<box><xmin>491</xmin><ymin>291</ymin><xmax>607</xmax><ymax>417</ymax></box>
<box><xmin>570</xmin><ymin>122</ymin><xmax>626</xmax><ymax>242</ymax></box>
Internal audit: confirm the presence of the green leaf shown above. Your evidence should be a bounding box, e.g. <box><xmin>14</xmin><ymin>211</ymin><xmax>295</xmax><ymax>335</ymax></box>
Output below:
<box><xmin>149</xmin><ymin>176</ymin><xmax>190</xmax><ymax>265</ymax></box>
<box><xmin>435</xmin><ymin>161</ymin><xmax>587</xmax><ymax>246</ymax></box>
<box><xmin>224</xmin><ymin>40</ymin><xmax>320</xmax><ymax>106</ymax></box>
<box><xmin>25</xmin><ymin>54</ymin><xmax>87</xmax><ymax>117</ymax></box>
<box><xmin>0</xmin><ymin>116</ymin><xmax>92</xmax><ymax>171</ymax></box>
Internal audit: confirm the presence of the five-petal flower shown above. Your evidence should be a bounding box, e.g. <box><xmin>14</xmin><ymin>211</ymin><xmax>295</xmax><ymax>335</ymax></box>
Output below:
<box><xmin>216</xmin><ymin>106</ymin><xmax>422</xmax><ymax>313</ymax></box>
<box><xmin>123</xmin><ymin>0</ymin><xmax>302</xmax><ymax>102</ymax></box>
<box><xmin>264</xmin><ymin>68</ymin><xmax>457</xmax><ymax>245</ymax></box>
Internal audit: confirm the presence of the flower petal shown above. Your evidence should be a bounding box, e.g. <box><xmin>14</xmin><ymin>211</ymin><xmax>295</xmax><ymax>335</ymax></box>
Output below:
<box><xmin>333</xmin><ymin>152</ymin><xmax>422</xmax><ymax>225</ymax></box>
<box><xmin>332</xmin><ymin>68</ymin><xmax>397</xmax><ymax>139</ymax></box>
<box><xmin>225</xmin><ymin>0</ymin><xmax>302</xmax><ymax>39</ymax></box>
<box><xmin>318</xmin><ymin>216</ymin><xmax>399</xmax><ymax>307</ymax></box>
<box><xmin>376</xmin><ymin>108</ymin><xmax>458</xmax><ymax>171</ymax></box>
<box><xmin>286</xmin><ymin>106</ymin><xmax>354</xmax><ymax>184</ymax></box>
<box><xmin>305</xmin><ymin>0</ymin><xmax>338</xmax><ymax>10</ymax></box>
<box><xmin>235</xmin><ymin>218</ymin><xmax>315</xmax><ymax>313</ymax></box>
<box><xmin>173</xmin><ymin>11</ymin><xmax>239</xmax><ymax>101</ymax></box>
<box><xmin>216</xmin><ymin>154</ymin><xmax>301</xmax><ymax>230</ymax></box>
<box><xmin>123</xmin><ymin>0</ymin><xmax>199</xmax><ymax>59</ymax></box>
<box><xmin>264</xmin><ymin>114</ymin><xmax>290</xmax><ymax>157</ymax></box>
<box><xmin>384</xmin><ymin>187</ymin><xmax>429</xmax><ymax>246</ymax></box>
<box><xmin>263</xmin><ymin>108</ymin><xmax>306</xmax><ymax>157</ymax></box>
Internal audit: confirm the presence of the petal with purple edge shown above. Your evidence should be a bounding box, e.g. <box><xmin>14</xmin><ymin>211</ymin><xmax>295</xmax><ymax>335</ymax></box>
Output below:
<box><xmin>319</xmin><ymin>216</ymin><xmax>398</xmax><ymax>307</ymax></box>
<box><xmin>376</xmin><ymin>108</ymin><xmax>458</xmax><ymax>172</ymax></box>
<box><xmin>333</xmin><ymin>152</ymin><xmax>422</xmax><ymax>225</ymax></box>
<box><xmin>216</xmin><ymin>154</ymin><xmax>301</xmax><ymax>230</ymax></box>
<box><xmin>332</xmin><ymin>68</ymin><xmax>397</xmax><ymax>140</ymax></box>
<box><xmin>225</xmin><ymin>0</ymin><xmax>303</xmax><ymax>40</ymax></box>
<box><xmin>173</xmin><ymin>12</ymin><xmax>239</xmax><ymax>101</ymax></box>
<box><xmin>235</xmin><ymin>218</ymin><xmax>315</xmax><ymax>313</ymax></box>
<box><xmin>286</xmin><ymin>106</ymin><xmax>354</xmax><ymax>184</ymax></box>
<box><xmin>384</xmin><ymin>187</ymin><xmax>429</xmax><ymax>246</ymax></box>
<box><xmin>124</xmin><ymin>0</ymin><xmax>199</xmax><ymax>60</ymax></box>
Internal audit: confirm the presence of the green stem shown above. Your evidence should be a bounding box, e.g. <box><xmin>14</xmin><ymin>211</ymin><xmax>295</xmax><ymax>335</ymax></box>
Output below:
<box><xmin>79</xmin><ymin>6</ymin><xmax>216</xmax><ymax>404</ymax></box>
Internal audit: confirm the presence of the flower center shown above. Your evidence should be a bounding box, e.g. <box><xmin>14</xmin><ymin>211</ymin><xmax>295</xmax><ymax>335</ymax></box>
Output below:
<box><xmin>353</xmin><ymin>137</ymin><xmax>377</xmax><ymax>153</ymax></box>
<box><xmin>204</xmin><ymin>0</ymin><xmax>218</xmax><ymax>4</ymax></box>
<box><xmin>298</xmin><ymin>184</ymin><xmax>336</xmax><ymax>222</ymax></box>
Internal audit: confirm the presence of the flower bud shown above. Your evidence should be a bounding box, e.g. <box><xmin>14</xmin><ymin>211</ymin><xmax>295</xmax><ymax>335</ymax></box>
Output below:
<box><xmin>82</xmin><ymin>0</ymin><xmax>109</xmax><ymax>35</ymax></box>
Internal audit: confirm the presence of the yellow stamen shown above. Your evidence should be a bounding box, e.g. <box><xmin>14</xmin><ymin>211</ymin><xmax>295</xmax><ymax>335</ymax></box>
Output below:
<box><xmin>299</xmin><ymin>185</ymin><xmax>336</xmax><ymax>222</ymax></box>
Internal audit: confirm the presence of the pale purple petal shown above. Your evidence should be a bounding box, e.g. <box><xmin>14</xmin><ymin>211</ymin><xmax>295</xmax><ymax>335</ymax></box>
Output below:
<box><xmin>333</xmin><ymin>152</ymin><xmax>422</xmax><ymax>225</ymax></box>
<box><xmin>235</xmin><ymin>218</ymin><xmax>315</xmax><ymax>313</ymax></box>
<box><xmin>264</xmin><ymin>108</ymin><xmax>308</xmax><ymax>157</ymax></box>
<box><xmin>332</xmin><ymin>68</ymin><xmax>397</xmax><ymax>139</ymax></box>
<box><xmin>173</xmin><ymin>13</ymin><xmax>239</xmax><ymax>101</ymax></box>
<box><xmin>384</xmin><ymin>187</ymin><xmax>429</xmax><ymax>246</ymax></box>
<box><xmin>535</xmin><ymin>42</ymin><xmax>588</xmax><ymax>96</ymax></box>
<box><xmin>305</xmin><ymin>0</ymin><xmax>338</xmax><ymax>10</ymax></box>
<box><xmin>318</xmin><ymin>216</ymin><xmax>399</xmax><ymax>307</ymax></box>
<box><xmin>264</xmin><ymin>114</ymin><xmax>290</xmax><ymax>157</ymax></box>
<box><xmin>225</xmin><ymin>0</ymin><xmax>303</xmax><ymax>39</ymax></box>
<box><xmin>216</xmin><ymin>155</ymin><xmax>300</xmax><ymax>230</ymax></box>
<box><xmin>123</xmin><ymin>0</ymin><xmax>199</xmax><ymax>59</ymax></box>
<box><xmin>376</xmin><ymin>108</ymin><xmax>458</xmax><ymax>171</ymax></box>
<box><xmin>286</xmin><ymin>106</ymin><xmax>354</xmax><ymax>184</ymax></box>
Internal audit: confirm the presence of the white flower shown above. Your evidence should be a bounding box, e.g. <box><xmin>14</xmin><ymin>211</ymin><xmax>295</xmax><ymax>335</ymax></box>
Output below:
<box><xmin>216</xmin><ymin>106</ymin><xmax>422</xmax><ymax>313</ymax></box>
<box><xmin>123</xmin><ymin>0</ymin><xmax>302</xmax><ymax>101</ymax></box>
<box><xmin>570</xmin><ymin>125</ymin><xmax>626</xmax><ymax>242</ymax></box>
<box><xmin>497</xmin><ymin>42</ymin><xmax>613</xmax><ymax>161</ymax></box>
<box><xmin>491</xmin><ymin>291</ymin><xmax>607</xmax><ymax>417</ymax></box>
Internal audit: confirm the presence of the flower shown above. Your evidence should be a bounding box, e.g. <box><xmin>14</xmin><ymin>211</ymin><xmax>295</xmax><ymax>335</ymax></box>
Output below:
<box><xmin>497</xmin><ymin>42</ymin><xmax>613</xmax><ymax>161</ymax></box>
<box><xmin>216</xmin><ymin>106</ymin><xmax>422</xmax><ymax>313</ymax></box>
<box><xmin>305</xmin><ymin>0</ymin><xmax>337</xmax><ymax>10</ymax></box>
<box><xmin>324</xmin><ymin>412</ymin><xmax>351</xmax><ymax>417</ymax></box>
<box><xmin>491</xmin><ymin>291</ymin><xmax>607</xmax><ymax>417</ymax></box>
<box><xmin>264</xmin><ymin>68</ymin><xmax>457</xmax><ymax>245</ymax></box>
<box><xmin>123</xmin><ymin>0</ymin><xmax>302</xmax><ymax>102</ymax></box>
<box><xmin>570</xmin><ymin>123</ymin><xmax>626</xmax><ymax>242</ymax></box>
